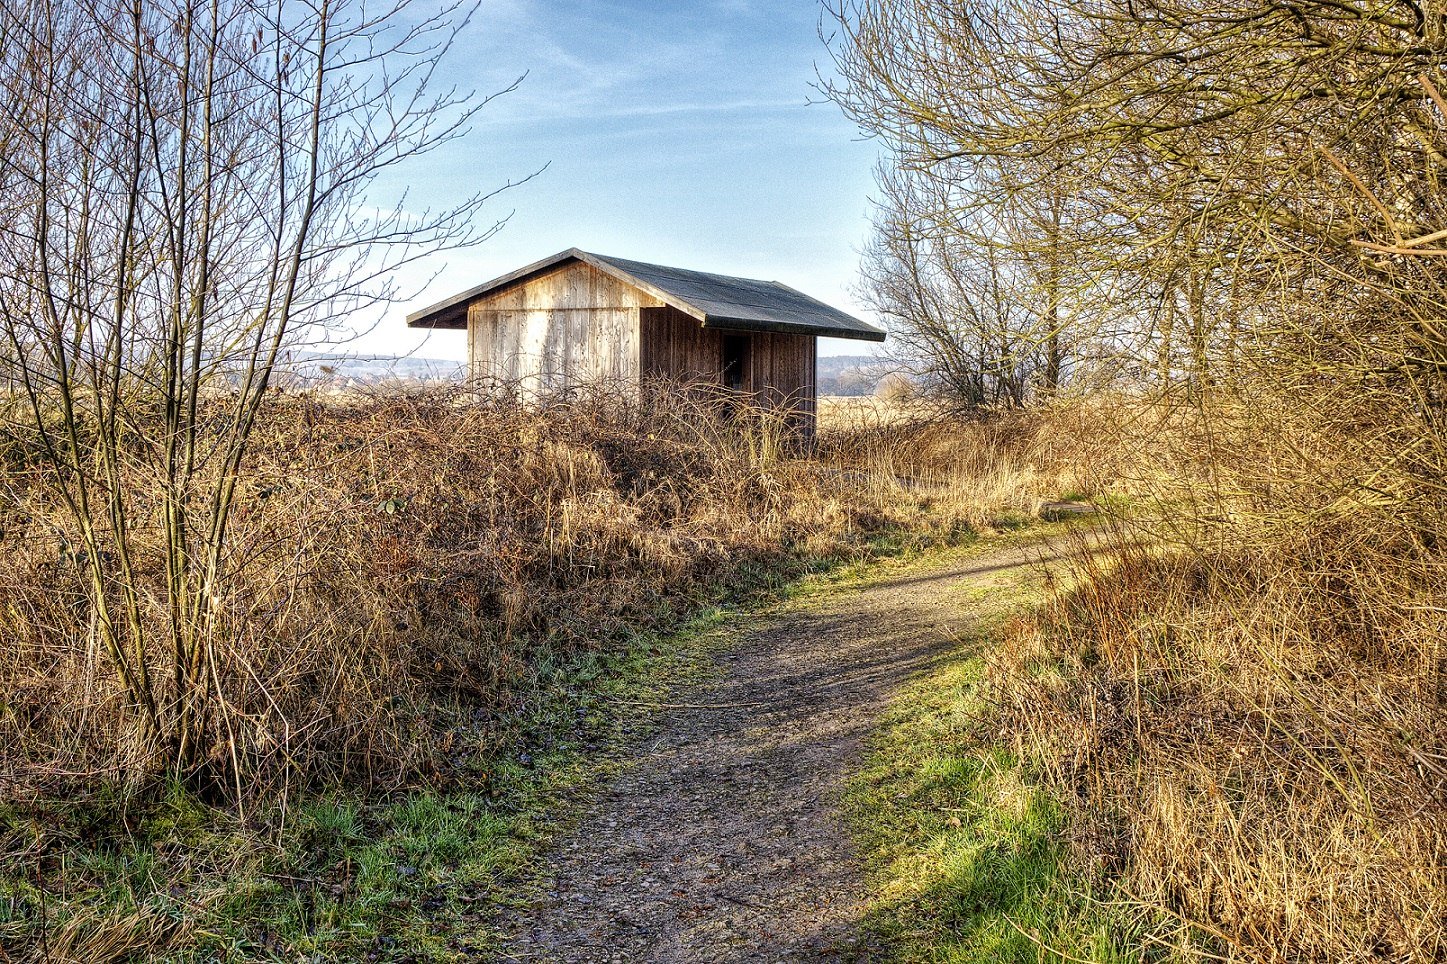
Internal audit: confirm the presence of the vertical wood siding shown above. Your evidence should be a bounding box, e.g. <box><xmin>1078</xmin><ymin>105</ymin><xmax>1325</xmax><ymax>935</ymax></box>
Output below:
<box><xmin>467</xmin><ymin>262</ymin><xmax>660</xmax><ymax>392</ymax></box>
<box><xmin>749</xmin><ymin>329</ymin><xmax>817</xmax><ymax>432</ymax></box>
<box><xmin>639</xmin><ymin>306</ymin><xmax>817</xmax><ymax>434</ymax></box>
<box><xmin>465</xmin><ymin>269</ymin><xmax>818</xmax><ymax>433</ymax></box>
<box><xmin>639</xmin><ymin>306</ymin><xmax>723</xmax><ymax>384</ymax></box>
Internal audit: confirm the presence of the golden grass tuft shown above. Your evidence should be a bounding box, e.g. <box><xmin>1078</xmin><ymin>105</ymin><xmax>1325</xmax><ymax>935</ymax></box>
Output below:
<box><xmin>817</xmin><ymin>393</ymin><xmax>1136</xmax><ymax>530</ymax></box>
<box><xmin>0</xmin><ymin>386</ymin><xmax>1107</xmax><ymax>803</ymax></box>
<box><xmin>992</xmin><ymin>390</ymin><xmax>1447</xmax><ymax>961</ymax></box>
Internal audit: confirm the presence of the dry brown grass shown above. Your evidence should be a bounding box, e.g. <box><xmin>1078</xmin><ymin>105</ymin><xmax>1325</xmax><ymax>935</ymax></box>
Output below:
<box><xmin>0</xmin><ymin>385</ymin><xmax>1114</xmax><ymax>803</ymax></box>
<box><xmin>818</xmin><ymin>393</ymin><xmax>1143</xmax><ymax>529</ymax></box>
<box><xmin>817</xmin><ymin>393</ymin><xmax>937</xmax><ymax>429</ymax></box>
<box><xmin>992</xmin><ymin>390</ymin><xmax>1447</xmax><ymax>962</ymax></box>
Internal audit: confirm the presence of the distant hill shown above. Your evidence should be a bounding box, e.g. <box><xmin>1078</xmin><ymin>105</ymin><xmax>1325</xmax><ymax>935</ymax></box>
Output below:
<box><xmin>279</xmin><ymin>351</ymin><xmax>903</xmax><ymax>396</ymax></box>
<box><xmin>816</xmin><ymin>354</ymin><xmax>904</xmax><ymax>397</ymax></box>
<box><xmin>281</xmin><ymin>352</ymin><xmax>466</xmax><ymax>388</ymax></box>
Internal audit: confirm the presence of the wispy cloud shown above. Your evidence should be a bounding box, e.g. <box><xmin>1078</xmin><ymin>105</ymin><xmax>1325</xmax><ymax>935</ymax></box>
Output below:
<box><xmin>463</xmin><ymin>0</ymin><xmax>821</xmax><ymax>127</ymax></box>
<box><xmin>361</xmin><ymin>1</ymin><xmax>882</xmax><ymax>360</ymax></box>
<box><xmin>482</xmin><ymin>98</ymin><xmax>809</xmax><ymax>128</ymax></box>
<box><xmin>593</xmin><ymin>98</ymin><xmax>804</xmax><ymax>117</ymax></box>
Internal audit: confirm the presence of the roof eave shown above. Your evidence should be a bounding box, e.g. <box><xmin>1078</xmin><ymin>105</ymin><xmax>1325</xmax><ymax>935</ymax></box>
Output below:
<box><xmin>406</xmin><ymin>308</ymin><xmax>467</xmax><ymax>330</ymax></box>
<box><xmin>405</xmin><ymin>248</ymin><xmax>590</xmax><ymax>328</ymax></box>
<box><xmin>403</xmin><ymin>247</ymin><xmax>888</xmax><ymax>341</ymax></box>
<box><xmin>703</xmin><ymin>314</ymin><xmax>887</xmax><ymax>342</ymax></box>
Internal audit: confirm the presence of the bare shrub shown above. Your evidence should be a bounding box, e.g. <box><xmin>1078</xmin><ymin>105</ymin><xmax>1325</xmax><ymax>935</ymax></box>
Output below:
<box><xmin>0</xmin><ymin>384</ymin><xmax>1133</xmax><ymax>803</ymax></box>
<box><xmin>991</xmin><ymin>386</ymin><xmax>1447</xmax><ymax>960</ymax></box>
<box><xmin>874</xmin><ymin>371</ymin><xmax>917</xmax><ymax>404</ymax></box>
<box><xmin>0</xmin><ymin>389</ymin><xmax>806</xmax><ymax>797</ymax></box>
<box><xmin>0</xmin><ymin>0</ymin><xmax>519</xmax><ymax>785</ymax></box>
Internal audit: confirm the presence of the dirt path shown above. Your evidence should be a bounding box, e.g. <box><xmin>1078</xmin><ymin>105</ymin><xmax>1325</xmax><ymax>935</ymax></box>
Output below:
<box><xmin>495</xmin><ymin>536</ymin><xmax>1067</xmax><ymax>963</ymax></box>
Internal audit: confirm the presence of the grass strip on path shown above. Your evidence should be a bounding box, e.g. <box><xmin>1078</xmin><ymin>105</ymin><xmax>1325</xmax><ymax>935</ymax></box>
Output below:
<box><xmin>843</xmin><ymin>530</ymin><xmax>1170</xmax><ymax>964</ymax></box>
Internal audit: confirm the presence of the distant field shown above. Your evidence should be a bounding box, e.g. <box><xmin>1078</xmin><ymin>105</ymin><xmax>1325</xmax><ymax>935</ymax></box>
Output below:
<box><xmin>817</xmin><ymin>393</ymin><xmax>935</xmax><ymax>430</ymax></box>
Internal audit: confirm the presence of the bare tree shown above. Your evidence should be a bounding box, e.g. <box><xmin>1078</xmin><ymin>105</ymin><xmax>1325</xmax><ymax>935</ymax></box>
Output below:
<box><xmin>823</xmin><ymin>0</ymin><xmax>1447</xmax><ymax>398</ymax></box>
<box><xmin>863</xmin><ymin>167</ymin><xmax>1029</xmax><ymax>405</ymax></box>
<box><xmin>0</xmin><ymin>0</ymin><xmax>517</xmax><ymax>784</ymax></box>
<box><xmin>858</xmin><ymin>147</ymin><xmax>1109</xmax><ymax>406</ymax></box>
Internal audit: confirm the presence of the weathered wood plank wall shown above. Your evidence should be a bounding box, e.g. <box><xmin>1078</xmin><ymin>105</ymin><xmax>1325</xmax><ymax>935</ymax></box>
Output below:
<box><xmin>465</xmin><ymin>274</ymin><xmax>818</xmax><ymax>432</ymax></box>
<box><xmin>467</xmin><ymin>262</ymin><xmax>661</xmax><ymax>391</ymax></box>
<box><xmin>638</xmin><ymin>306</ymin><xmax>724</xmax><ymax>384</ymax></box>
<box><xmin>748</xmin><ymin>330</ymin><xmax>817</xmax><ymax>429</ymax></box>
<box><xmin>639</xmin><ymin>306</ymin><xmax>817</xmax><ymax>431</ymax></box>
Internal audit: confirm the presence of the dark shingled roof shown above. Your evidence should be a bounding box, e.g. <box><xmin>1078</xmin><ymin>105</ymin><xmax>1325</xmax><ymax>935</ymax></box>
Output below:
<box><xmin>405</xmin><ymin>248</ymin><xmax>886</xmax><ymax>342</ymax></box>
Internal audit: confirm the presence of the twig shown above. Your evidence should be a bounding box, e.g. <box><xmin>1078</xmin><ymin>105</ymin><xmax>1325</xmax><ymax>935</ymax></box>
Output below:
<box><xmin>1317</xmin><ymin>143</ymin><xmax>1401</xmax><ymax>242</ymax></box>
<box><xmin>1351</xmin><ymin>240</ymin><xmax>1447</xmax><ymax>256</ymax></box>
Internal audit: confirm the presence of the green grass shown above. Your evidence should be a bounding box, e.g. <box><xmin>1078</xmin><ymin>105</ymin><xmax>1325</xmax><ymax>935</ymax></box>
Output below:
<box><xmin>0</xmin><ymin>604</ymin><xmax>742</xmax><ymax>962</ymax></box>
<box><xmin>843</xmin><ymin>536</ymin><xmax>1163</xmax><ymax>963</ymax></box>
<box><xmin>0</xmin><ymin>529</ymin><xmax>957</xmax><ymax>963</ymax></box>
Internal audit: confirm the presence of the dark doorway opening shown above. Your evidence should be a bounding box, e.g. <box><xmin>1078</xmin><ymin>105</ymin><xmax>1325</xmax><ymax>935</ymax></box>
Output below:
<box><xmin>722</xmin><ymin>334</ymin><xmax>750</xmax><ymax>392</ymax></box>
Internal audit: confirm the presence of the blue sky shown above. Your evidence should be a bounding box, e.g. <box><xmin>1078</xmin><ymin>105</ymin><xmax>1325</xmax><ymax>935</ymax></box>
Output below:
<box><xmin>359</xmin><ymin>0</ymin><xmax>883</xmax><ymax>361</ymax></box>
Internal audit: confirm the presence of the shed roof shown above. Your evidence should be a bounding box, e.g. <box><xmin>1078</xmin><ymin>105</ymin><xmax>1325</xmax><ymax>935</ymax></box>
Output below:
<box><xmin>405</xmin><ymin>248</ymin><xmax>886</xmax><ymax>342</ymax></box>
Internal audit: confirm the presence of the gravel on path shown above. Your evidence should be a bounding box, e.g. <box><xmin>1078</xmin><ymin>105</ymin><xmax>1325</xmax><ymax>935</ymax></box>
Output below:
<box><xmin>495</xmin><ymin>539</ymin><xmax>1062</xmax><ymax>963</ymax></box>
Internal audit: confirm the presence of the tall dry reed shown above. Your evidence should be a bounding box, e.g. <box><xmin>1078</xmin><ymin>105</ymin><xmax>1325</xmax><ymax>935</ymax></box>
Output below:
<box><xmin>994</xmin><ymin>388</ymin><xmax>1447</xmax><ymax>961</ymax></box>
<box><xmin>0</xmin><ymin>386</ymin><xmax>1103</xmax><ymax>803</ymax></box>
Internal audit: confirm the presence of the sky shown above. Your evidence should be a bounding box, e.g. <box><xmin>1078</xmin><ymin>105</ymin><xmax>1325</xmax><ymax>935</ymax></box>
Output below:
<box><xmin>357</xmin><ymin>0</ymin><xmax>884</xmax><ymax>362</ymax></box>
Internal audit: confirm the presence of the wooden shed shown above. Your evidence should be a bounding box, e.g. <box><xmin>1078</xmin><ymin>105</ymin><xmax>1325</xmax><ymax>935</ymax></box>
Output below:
<box><xmin>406</xmin><ymin>248</ymin><xmax>886</xmax><ymax>432</ymax></box>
